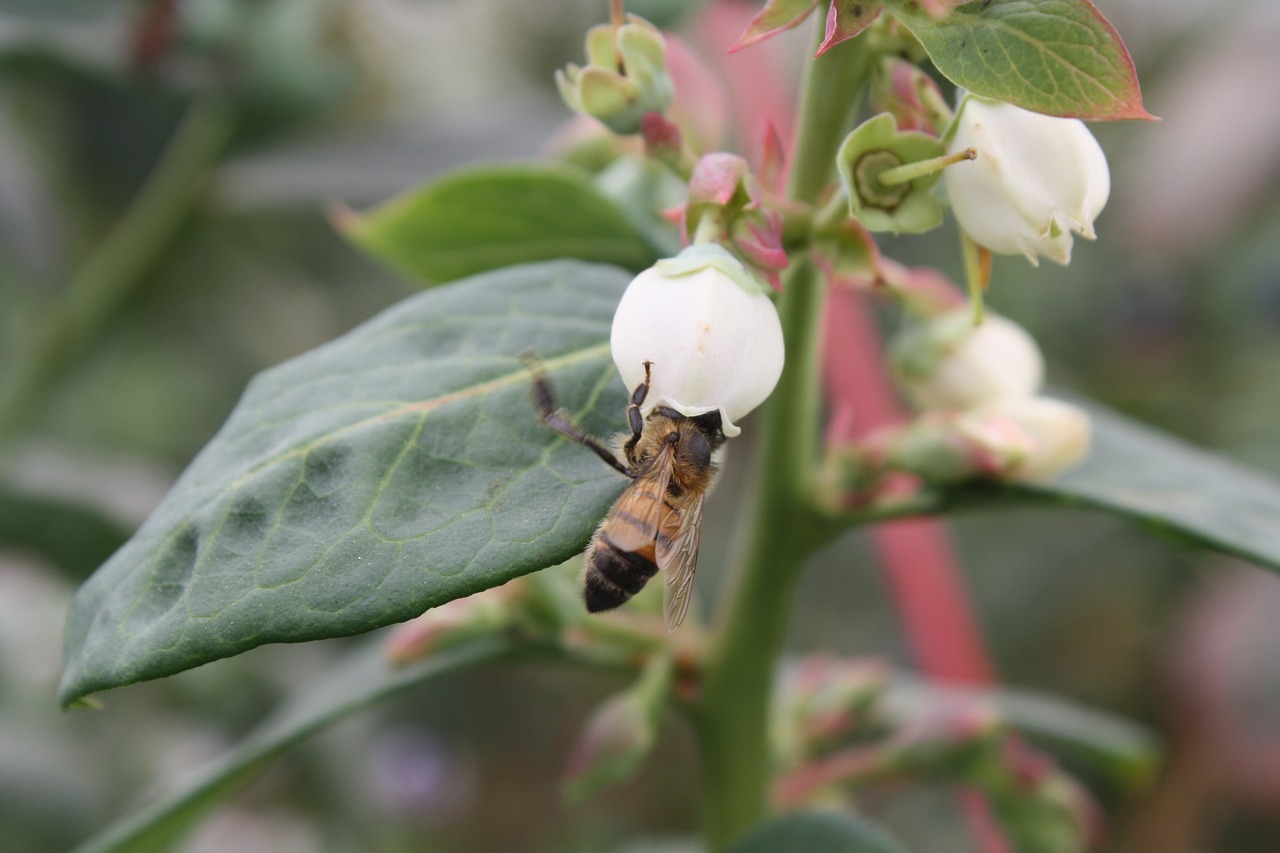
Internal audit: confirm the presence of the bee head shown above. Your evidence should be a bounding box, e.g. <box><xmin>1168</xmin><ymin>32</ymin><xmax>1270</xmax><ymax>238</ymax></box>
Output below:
<box><xmin>675</xmin><ymin>423</ymin><xmax>712</xmax><ymax>470</ymax></box>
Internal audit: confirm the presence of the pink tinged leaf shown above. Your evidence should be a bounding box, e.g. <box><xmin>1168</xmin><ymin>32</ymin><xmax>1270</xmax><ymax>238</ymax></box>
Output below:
<box><xmin>735</xmin><ymin>211</ymin><xmax>788</xmax><ymax>290</ymax></box>
<box><xmin>728</xmin><ymin>0</ymin><xmax>824</xmax><ymax>53</ymax></box>
<box><xmin>757</xmin><ymin>121</ymin><xmax>787</xmax><ymax>192</ymax></box>
<box><xmin>641</xmin><ymin>112</ymin><xmax>682</xmax><ymax>159</ymax></box>
<box><xmin>687</xmin><ymin>152</ymin><xmax>751</xmax><ymax>205</ymax></box>
<box><xmin>897</xmin><ymin>0</ymin><xmax>1154</xmax><ymax>122</ymax></box>
<box><xmin>816</xmin><ymin>1</ymin><xmax>884</xmax><ymax>57</ymax></box>
<box><xmin>1067</xmin><ymin>0</ymin><xmax>1154</xmax><ymax>121</ymax></box>
<box><xmin>878</xmin><ymin>58</ymin><xmax>944</xmax><ymax>133</ymax></box>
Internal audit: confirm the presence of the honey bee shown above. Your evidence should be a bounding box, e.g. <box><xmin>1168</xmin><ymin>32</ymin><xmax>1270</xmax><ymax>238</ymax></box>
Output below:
<box><xmin>529</xmin><ymin>358</ymin><xmax>725</xmax><ymax>629</ymax></box>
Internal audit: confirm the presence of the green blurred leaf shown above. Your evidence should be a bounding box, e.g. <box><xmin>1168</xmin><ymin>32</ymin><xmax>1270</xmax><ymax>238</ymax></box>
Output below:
<box><xmin>60</xmin><ymin>261</ymin><xmax>632</xmax><ymax>706</ymax></box>
<box><xmin>731</xmin><ymin>811</ymin><xmax>908</xmax><ymax>853</ymax></box>
<box><xmin>1014</xmin><ymin>401</ymin><xmax>1280</xmax><ymax>572</ymax></box>
<box><xmin>70</xmin><ymin>636</ymin><xmax>520</xmax><ymax>853</ymax></box>
<box><xmin>0</xmin><ymin>485</ymin><xmax>130</xmax><ymax>580</ymax></box>
<box><xmin>993</xmin><ymin>686</ymin><xmax>1157</xmax><ymax>791</ymax></box>
<box><xmin>887</xmin><ymin>0</ymin><xmax>1151</xmax><ymax>120</ymax></box>
<box><xmin>336</xmin><ymin>164</ymin><xmax>661</xmax><ymax>286</ymax></box>
<box><xmin>888</xmin><ymin>679</ymin><xmax>1158</xmax><ymax>791</ymax></box>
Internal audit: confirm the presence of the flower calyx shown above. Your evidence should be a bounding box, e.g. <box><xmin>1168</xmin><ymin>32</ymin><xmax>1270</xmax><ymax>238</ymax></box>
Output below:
<box><xmin>555</xmin><ymin>14</ymin><xmax>674</xmax><ymax>136</ymax></box>
<box><xmin>944</xmin><ymin>95</ymin><xmax>1110</xmax><ymax>266</ymax></box>
<box><xmin>836</xmin><ymin>113</ymin><xmax>955</xmax><ymax>235</ymax></box>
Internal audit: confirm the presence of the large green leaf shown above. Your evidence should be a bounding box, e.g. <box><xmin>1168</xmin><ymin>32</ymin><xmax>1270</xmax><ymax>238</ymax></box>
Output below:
<box><xmin>887</xmin><ymin>0</ymin><xmax>1151</xmax><ymax>120</ymax></box>
<box><xmin>71</xmin><ymin>636</ymin><xmax>521</xmax><ymax>853</ymax></box>
<box><xmin>335</xmin><ymin>164</ymin><xmax>661</xmax><ymax>285</ymax></box>
<box><xmin>731</xmin><ymin>811</ymin><xmax>908</xmax><ymax>853</ymax></box>
<box><xmin>59</xmin><ymin>261</ymin><xmax>633</xmax><ymax>706</ymax></box>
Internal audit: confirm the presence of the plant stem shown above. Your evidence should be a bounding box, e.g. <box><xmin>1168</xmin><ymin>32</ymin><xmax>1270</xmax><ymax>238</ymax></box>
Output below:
<box><xmin>0</xmin><ymin>99</ymin><xmax>234</xmax><ymax>442</ymax></box>
<box><xmin>694</xmin><ymin>25</ymin><xmax>873</xmax><ymax>851</ymax></box>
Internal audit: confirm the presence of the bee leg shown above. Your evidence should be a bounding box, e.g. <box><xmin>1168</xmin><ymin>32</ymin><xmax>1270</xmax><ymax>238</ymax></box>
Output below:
<box><xmin>524</xmin><ymin>352</ymin><xmax>632</xmax><ymax>477</ymax></box>
<box><xmin>623</xmin><ymin>361</ymin><xmax>653</xmax><ymax>460</ymax></box>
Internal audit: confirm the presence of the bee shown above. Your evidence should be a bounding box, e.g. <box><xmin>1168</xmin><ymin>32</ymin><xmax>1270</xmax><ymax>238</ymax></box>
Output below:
<box><xmin>528</xmin><ymin>358</ymin><xmax>725</xmax><ymax>629</ymax></box>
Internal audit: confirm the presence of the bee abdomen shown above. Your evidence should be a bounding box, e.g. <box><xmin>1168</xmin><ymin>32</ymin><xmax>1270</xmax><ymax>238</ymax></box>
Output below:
<box><xmin>584</xmin><ymin>538</ymin><xmax>658</xmax><ymax>613</ymax></box>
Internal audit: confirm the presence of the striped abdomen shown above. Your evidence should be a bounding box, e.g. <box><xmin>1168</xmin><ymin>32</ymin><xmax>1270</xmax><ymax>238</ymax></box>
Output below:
<box><xmin>582</xmin><ymin>534</ymin><xmax>659</xmax><ymax>613</ymax></box>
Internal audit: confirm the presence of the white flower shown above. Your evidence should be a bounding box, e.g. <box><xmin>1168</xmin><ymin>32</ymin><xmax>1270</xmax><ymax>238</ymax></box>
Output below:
<box><xmin>960</xmin><ymin>396</ymin><xmax>1092</xmax><ymax>481</ymax></box>
<box><xmin>944</xmin><ymin>96</ymin><xmax>1110</xmax><ymax>265</ymax></box>
<box><xmin>892</xmin><ymin>309</ymin><xmax>1044</xmax><ymax>411</ymax></box>
<box><xmin>610</xmin><ymin>245</ymin><xmax>784</xmax><ymax>437</ymax></box>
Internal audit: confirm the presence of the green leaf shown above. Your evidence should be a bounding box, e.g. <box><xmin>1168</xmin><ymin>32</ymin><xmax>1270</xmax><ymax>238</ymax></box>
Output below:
<box><xmin>59</xmin><ymin>261</ymin><xmax>632</xmax><ymax>706</ymax></box>
<box><xmin>0</xmin><ymin>486</ymin><xmax>130</xmax><ymax>580</ymax></box>
<box><xmin>887</xmin><ymin>0</ymin><xmax>1152</xmax><ymax>121</ymax></box>
<box><xmin>1016</xmin><ymin>401</ymin><xmax>1280</xmax><ymax>571</ymax></box>
<box><xmin>731</xmin><ymin>811</ymin><xmax>909</xmax><ymax>853</ymax></box>
<box><xmin>334</xmin><ymin>164</ymin><xmax>660</xmax><ymax>286</ymax></box>
<box><xmin>889</xmin><ymin>679</ymin><xmax>1158</xmax><ymax>791</ymax></box>
<box><xmin>996</xmin><ymin>687</ymin><xmax>1157</xmax><ymax>791</ymax></box>
<box><xmin>70</xmin><ymin>636</ymin><xmax>521</xmax><ymax>853</ymax></box>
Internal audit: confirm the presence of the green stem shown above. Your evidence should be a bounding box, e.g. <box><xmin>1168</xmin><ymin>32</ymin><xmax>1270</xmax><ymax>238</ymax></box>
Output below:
<box><xmin>694</xmin><ymin>25</ymin><xmax>873</xmax><ymax>852</ymax></box>
<box><xmin>0</xmin><ymin>99</ymin><xmax>234</xmax><ymax>442</ymax></box>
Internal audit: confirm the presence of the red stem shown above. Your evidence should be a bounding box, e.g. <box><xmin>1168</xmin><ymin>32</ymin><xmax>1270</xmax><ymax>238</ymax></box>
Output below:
<box><xmin>822</xmin><ymin>287</ymin><xmax>995</xmax><ymax>684</ymax></box>
<box><xmin>823</xmin><ymin>286</ymin><xmax>1004</xmax><ymax>849</ymax></box>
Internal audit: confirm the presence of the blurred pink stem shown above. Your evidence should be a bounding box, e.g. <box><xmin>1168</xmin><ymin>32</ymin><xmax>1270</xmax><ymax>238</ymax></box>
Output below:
<box><xmin>823</xmin><ymin>287</ymin><xmax>1003</xmax><ymax>847</ymax></box>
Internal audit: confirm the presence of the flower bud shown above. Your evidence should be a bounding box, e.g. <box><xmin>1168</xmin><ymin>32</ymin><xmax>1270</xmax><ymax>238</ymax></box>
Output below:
<box><xmin>944</xmin><ymin>96</ymin><xmax>1110</xmax><ymax>265</ymax></box>
<box><xmin>383</xmin><ymin>582</ymin><xmax>522</xmax><ymax>665</ymax></box>
<box><xmin>611</xmin><ymin>244</ymin><xmax>785</xmax><ymax>437</ymax></box>
<box><xmin>891</xmin><ymin>309</ymin><xmax>1044</xmax><ymax>411</ymax></box>
<box><xmin>562</xmin><ymin>656</ymin><xmax>672</xmax><ymax>802</ymax></box>
<box><xmin>555</xmin><ymin>15</ymin><xmax>674</xmax><ymax>136</ymax></box>
<box><xmin>964</xmin><ymin>396</ymin><xmax>1091</xmax><ymax>482</ymax></box>
<box><xmin>886</xmin><ymin>397</ymin><xmax>1091</xmax><ymax>483</ymax></box>
<box><xmin>837</xmin><ymin>113</ymin><xmax>946</xmax><ymax>234</ymax></box>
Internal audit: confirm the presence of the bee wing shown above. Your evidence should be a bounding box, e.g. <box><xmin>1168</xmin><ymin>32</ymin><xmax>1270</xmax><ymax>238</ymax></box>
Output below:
<box><xmin>601</xmin><ymin>441</ymin><xmax>676</xmax><ymax>553</ymax></box>
<box><xmin>657</xmin><ymin>492</ymin><xmax>704</xmax><ymax>631</ymax></box>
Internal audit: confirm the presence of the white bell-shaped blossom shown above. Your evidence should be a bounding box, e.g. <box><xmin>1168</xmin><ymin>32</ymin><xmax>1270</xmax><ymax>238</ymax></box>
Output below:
<box><xmin>944</xmin><ymin>96</ymin><xmax>1110</xmax><ymax>265</ymax></box>
<box><xmin>892</xmin><ymin>309</ymin><xmax>1044</xmax><ymax>411</ymax></box>
<box><xmin>610</xmin><ymin>244</ymin><xmax>784</xmax><ymax>437</ymax></box>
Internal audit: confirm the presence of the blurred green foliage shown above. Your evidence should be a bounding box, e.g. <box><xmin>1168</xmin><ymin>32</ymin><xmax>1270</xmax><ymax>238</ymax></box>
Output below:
<box><xmin>2</xmin><ymin>1</ymin><xmax>1280</xmax><ymax>851</ymax></box>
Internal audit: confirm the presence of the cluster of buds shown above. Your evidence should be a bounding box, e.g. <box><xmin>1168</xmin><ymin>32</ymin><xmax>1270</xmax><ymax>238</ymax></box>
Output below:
<box><xmin>771</xmin><ymin>655</ymin><xmax>1102</xmax><ymax>850</ymax></box>
<box><xmin>773</xmin><ymin>656</ymin><xmax>894</xmax><ymax>764</ymax></box>
<box><xmin>883</xmin><ymin>308</ymin><xmax>1091</xmax><ymax>483</ymax></box>
<box><xmin>556</xmin><ymin>14</ymin><xmax>673</xmax><ymax>136</ymax></box>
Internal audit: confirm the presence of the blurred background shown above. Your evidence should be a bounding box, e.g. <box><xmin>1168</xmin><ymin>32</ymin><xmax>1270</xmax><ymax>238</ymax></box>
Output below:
<box><xmin>1</xmin><ymin>0</ymin><xmax>1279</xmax><ymax>851</ymax></box>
